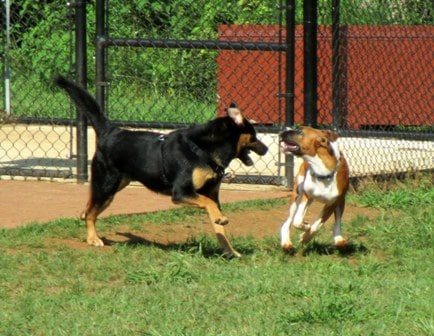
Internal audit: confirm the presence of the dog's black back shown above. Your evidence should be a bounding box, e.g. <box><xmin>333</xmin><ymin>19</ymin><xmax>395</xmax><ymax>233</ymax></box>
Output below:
<box><xmin>55</xmin><ymin>76</ymin><xmax>267</xmax><ymax>195</ymax></box>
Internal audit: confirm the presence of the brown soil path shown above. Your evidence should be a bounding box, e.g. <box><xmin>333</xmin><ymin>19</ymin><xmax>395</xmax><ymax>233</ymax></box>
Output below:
<box><xmin>0</xmin><ymin>179</ymin><xmax>381</xmax><ymax>250</ymax></box>
<box><xmin>0</xmin><ymin>180</ymin><xmax>289</xmax><ymax>229</ymax></box>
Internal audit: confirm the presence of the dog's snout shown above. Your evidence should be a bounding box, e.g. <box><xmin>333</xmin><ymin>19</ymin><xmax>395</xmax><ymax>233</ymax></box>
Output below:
<box><xmin>280</xmin><ymin>127</ymin><xmax>302</xmax><ymax>141</ymax></box>
<box><xmin>254</xmin><ymin>141</ymin><xmax>268</xmax><ymax>155</ymax></box>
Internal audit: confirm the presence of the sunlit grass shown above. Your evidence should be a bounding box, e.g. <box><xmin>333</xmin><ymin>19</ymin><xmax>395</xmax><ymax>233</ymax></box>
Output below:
<box><xmin>0</xmin><ymin>177</ymin><xmax>433</xmax><ymax>335</ymax></box>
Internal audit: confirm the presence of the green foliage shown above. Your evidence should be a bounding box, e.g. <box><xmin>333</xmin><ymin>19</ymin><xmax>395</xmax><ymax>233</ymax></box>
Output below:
<box><xmin>319</xmin><ymin>0</ymin><xmax>433</xmax><ymax>25</ymax></box>
<box><xmin>9</xmin><ymin>1</ymin><xmax>73</xmax><ymax>83</ymax></box>
<box><xmin>7</xmin><ymin>0</ymin><xmax>431</xmax><ymax>106</ymax></box>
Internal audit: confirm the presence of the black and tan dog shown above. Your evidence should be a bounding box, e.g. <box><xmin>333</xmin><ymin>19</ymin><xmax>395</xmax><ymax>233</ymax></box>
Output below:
<box><xmin>279</xmin><ymin>126</ymin><xmax>350</xmax><ymax>251</ymax></box>
<box><xmin>56</xmin><ymin>76</ymin><xmax>267</xmax><ymax>258</ymax></box>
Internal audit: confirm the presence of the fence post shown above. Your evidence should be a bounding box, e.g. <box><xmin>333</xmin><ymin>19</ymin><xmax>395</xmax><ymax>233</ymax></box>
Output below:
<box><xmin>332</xmin><ymin>0</ymin><xmax>348</xmax><ymax>129</ymax></box>
<box><xmin>3</xmin><ymin>0</ymin><xmax>11</xmax><ymax>116</ymax></box>
<box><xmin>303</xmin><ymin>0</ymin><xmax>318</xmax><ymax>127</ymax></box>
<box><xmin>75</xmin><ymin>0</ymin><xmax>88</xmax><ymax>183</ymax></box>
<box><xmin>95</xmin><ymin>0</ymin><xmax>107</xmax><ymax>115</ymax></box>
<box><xmin>285</xmin><ymin>0</ymin><xmax>296</xmax><ymax>188</ymax></box>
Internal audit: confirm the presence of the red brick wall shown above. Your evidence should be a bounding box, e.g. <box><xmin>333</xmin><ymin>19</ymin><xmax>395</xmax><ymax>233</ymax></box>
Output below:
<box><xmin>217</xmin><ymin>25</ymin><xmax>433</xmax><ymax>128</ymax></box>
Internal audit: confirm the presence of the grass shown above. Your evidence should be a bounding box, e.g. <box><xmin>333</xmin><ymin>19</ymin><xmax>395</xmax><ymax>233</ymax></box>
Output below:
<box><xmin>0</xmin><ymin>177</ymin><xmax>433</xmax><ymax>335</ymax></box>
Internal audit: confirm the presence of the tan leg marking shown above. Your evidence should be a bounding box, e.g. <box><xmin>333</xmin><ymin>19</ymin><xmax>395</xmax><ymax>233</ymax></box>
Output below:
<box><xmin>83</xmin><ymin>196</ymin><xmax>115</xmax><ymax>247</ymax></box>
<box><xmin>179</xmin><ymin>195</ymin><xmax>240</xmax><ymax>257</ymax></box>
<box><xmin>80</xmin><ymin>177</ymin><xmax>130</xmax><ymax>246</ymax></box>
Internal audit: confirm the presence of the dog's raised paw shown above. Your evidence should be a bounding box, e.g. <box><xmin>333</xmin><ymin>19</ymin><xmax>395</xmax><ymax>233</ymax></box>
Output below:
<box><xmin>300</xmin><ymin>231</ymin><xmax>314</xmax><ymax>244</ymax></box>
<box><xmin>215</xmin><ymin>217</ymin><xmax>229</xmax><ymax>225</ymax></box>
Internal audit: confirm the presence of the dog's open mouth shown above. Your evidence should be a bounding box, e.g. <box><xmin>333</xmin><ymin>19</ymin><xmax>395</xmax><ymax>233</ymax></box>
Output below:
<box><xmin>238</xmin><ymin>149</ymin><xmax>254</xmax><ymax>166</ymax></box>
<box><xmin>280</xmin><ymin>141</ymin><xmax>300</xmax><ymax>154</ymax></box>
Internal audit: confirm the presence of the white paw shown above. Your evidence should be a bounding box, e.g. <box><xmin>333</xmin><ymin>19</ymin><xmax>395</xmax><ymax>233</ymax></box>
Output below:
<box><xmin>334</xmin><ymin>236</ymin><xmax>348</xmax><ymax>247</ymax></box>
<box><xmin>87</xmin><ymin>236</ymin><xmax>104</xmax><ymax>247</ymax></box>
<box><xmin>224</xmin><ymin>250</ymin><xmax>241</xmax><ymax>258</ymax></box>
<box><xmin>281</xmin><ymin>242</ymin><xmax>294</xmax><ymax>251</ymax></box>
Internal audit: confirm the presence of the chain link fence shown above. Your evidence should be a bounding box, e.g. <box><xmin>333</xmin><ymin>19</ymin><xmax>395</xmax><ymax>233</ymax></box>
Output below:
<box><xmin>94</xmin><ymin>1</ymin><xmax>286</xmax><ymax>184</ymax></box>
<box><xmin>1</xmin><ymin>0</ymin><xmax>433</xmax><ymax>184</ymax></box>
<box><xmin>0</xmin><ymin>1</ymin><xmax>75</xmax><ymax>179</ymax></box>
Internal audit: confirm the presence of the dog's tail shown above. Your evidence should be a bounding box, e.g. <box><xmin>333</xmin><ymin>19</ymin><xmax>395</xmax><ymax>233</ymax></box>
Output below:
<box><xmin>55</xmin><ymin>75</ymin><xmax>109</xmax><ymax>136</ymax></box>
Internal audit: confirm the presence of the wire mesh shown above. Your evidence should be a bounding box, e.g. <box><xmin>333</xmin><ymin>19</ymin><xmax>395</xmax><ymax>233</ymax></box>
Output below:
<box><xmin>99</xmin><ymin>1</ymin><xmax>285</xmax><ymax>185</ymax></box>
<box><xmin>0</xmin><ymin>0</ymin><xmax>432</xmax><ymax>184</ymax></box>
<box><xmin>0</xmin><ymin>1</ymin><xmax>75</xmax><ymax>179</ymax></box>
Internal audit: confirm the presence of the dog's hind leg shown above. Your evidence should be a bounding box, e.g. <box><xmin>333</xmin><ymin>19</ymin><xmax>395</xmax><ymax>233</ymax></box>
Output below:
<box><xmin>85</xmin><ymin>177</ymin><xmax>130</xmax><ymax>247</ymax></box>
<box><xmin>332</xmin><ymin>197</ymin><xmax>347</xmax><ymax>247</ymax></box>
<box><xmin>84</xmin><ymin>198</ymin><xmax>112</xmax><ymax>247</ymax></box>
<box><xmin>80</xmin><ymin>176</ymin><xmax>130</xmax><ymax>221</ymax></box>
<box><xmin>83</xmin><ymin>157</ymin><xmax>128</xmax><ymax>246</ymax></box>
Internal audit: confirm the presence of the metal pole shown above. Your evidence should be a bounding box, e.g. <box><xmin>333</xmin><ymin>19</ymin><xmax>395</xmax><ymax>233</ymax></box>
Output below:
<box><xmin>75</xmin><ymin>0</ymin><xmax>88</xmax><ymax>183</ymax></box>
<box><xmin>3</xmin><ymin>0</ymin><xmax>11</xmax><ymax>115</ymax></box>
<box><xmin>285</xmin><ymin>0</ymin><xmax>296</xmax><ymax>188</ymax></box>
<box><xmin>332</xmin><ymin>0</ymin><xmax>347</xmax><ymax>129</ymax></box>
<box><xmin>303</xmin><ymin>0</ymin><xmax>318</xmax><ymax>127</ymax></box>
<box><xmin>332</xmin><ymin>0</ymin><xmax>340</xmax><ymax>129</ymax></box>
<box><xmin>95</xmin><ymin>0</ymin><xmax>107</xmax><ymax>115</ymax></box>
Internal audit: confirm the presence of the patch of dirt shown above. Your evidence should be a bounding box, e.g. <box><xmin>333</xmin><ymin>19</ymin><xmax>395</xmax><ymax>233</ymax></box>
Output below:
<box><xmin>51</xmin><ymin>203</ymin><xmax>378</xmax><ymax>251</ymax></box>
<box><xmin>1</xmin><ymin>180</ymin><xmax>379</xmax><ymax>251</ymax></box>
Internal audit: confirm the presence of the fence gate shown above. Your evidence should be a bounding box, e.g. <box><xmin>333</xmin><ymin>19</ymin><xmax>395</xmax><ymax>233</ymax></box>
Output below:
<box><xmin>0</xmin><ymin>1</ymin><xmax>76</xmax><ymax>180</ymax></box>
<box><xmin>93</xmin><ymin>0</ymin><xmax>292</xmax><ymax>186</ymax></box>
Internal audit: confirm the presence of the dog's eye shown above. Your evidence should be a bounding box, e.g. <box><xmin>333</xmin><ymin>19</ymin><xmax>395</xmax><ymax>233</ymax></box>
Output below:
<box><xmin>284</xmin><ymin>126</ymin><xmax>301</xmax><ymax>132</ymax></box>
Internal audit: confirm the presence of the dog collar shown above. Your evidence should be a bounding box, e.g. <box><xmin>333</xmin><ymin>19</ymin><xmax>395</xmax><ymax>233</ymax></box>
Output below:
<box><xmin>310</xmin><ymin>158</ymin><xmax>341</xmax><ymax>180</ymax></box>
<box><xmin>212</xmin><ymin>163</ymin><xmax>225</xmax><ymax>178</ymax></box>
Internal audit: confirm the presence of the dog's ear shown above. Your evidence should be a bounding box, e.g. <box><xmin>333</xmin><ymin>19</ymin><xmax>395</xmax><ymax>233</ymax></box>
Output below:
<box><xmin>316</xmin><ymin>130</ymin><xmax>338</xmax><ymax>148</ymax></box>
<box><xmin>316</xmin><ymin>136</ymin><xmax>330</xmax><ymax>148</ymax></box>
<box><xmin>326</xmin><ymin>130</ymin><xmax>339</xmax><ymax>142</ymax></box>
<box><xmin>226</xmin><ymin>102</ymin><xmax>244</xmax><ymax>125</ymax></box>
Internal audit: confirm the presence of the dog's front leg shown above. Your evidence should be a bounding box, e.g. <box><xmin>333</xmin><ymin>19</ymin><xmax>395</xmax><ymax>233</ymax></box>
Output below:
<box><xmin>212</xmin><ymin>222</ymin><xmax>242</xmax><ymax>258</ymax></box>
<box><xmin>174</xmin><ymin>194</ymin><xmax>241</xmax><ymax>258</ymax></box>
<box><xmin>280</xmin><ymin>201</ymin><xmax>297</xmax><ymax>251</ymax></box>
<box><xmin>198</xmin><ymin>195</ymin><xmax>241</xmax><ymax>258</ymax></box>
<box><xmin>299</xmin><ymin>202</ymin><xmax>335</xmax><ymax>244</ymax></box>
<box><xmin>281</xmin><ymin>185</ymin><xmax>311</xmax><ymax>251</ymax></box>
<box><xmin>292</xmin><ymin>196</ymin><xmax>313</xmax><ymax>232</ymax></box>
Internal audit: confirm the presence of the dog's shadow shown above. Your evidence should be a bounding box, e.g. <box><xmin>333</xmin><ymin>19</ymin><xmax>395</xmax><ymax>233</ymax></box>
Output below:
<box><xmin>102</xmin><ymin>232</ymin><xmax>255</xmax><ymax>258</ymax></box>
<box><xmin>101</xmin><ymin>233</ymin><xmax>367</xmax><ymax>258</ymax></box>
<box><xmin>301</xmin><ymin>240</ymin><xmax>369</xmax><ymax>257</ymax></box>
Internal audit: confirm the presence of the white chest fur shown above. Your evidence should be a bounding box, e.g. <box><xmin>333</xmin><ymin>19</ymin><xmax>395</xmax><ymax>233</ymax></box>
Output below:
<box><xmin>302</xmin><ymin>172</ymin><xmax>340</xmax><ymax>204</ymax></box>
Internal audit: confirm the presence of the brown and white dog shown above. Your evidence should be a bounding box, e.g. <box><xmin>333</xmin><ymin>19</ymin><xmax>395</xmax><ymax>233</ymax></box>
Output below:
<box><xmin>279</xmin><ymin>126</ymin><xmax>350</xmax><ymax>251</ymax></box>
